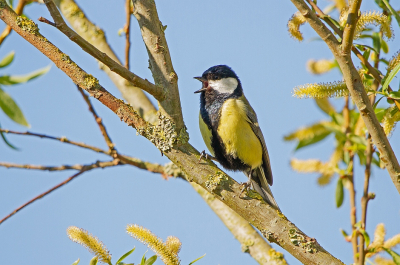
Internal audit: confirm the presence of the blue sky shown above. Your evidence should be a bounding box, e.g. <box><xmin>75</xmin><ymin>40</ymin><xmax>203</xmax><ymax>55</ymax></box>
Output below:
<box><xmin>0</xmin><ymin>0</ymin><xmax>399</xmax><ymax>264</ymax></box>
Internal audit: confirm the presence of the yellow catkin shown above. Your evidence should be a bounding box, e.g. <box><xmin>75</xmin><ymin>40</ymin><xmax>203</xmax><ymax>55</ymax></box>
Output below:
<box><xmin>368</xmin><ymin>223</ymin><xmax>386</xmax><ymax>251</ymax></box>
<box><xmin>383</xmin><ymin>233</ymin><xmax>400</xmax><ymax>249</ymax></box>
<box><xmin>66</xmin><ymin>226</ymin><xmax>112</xmax><ymax>265</ymax></box>
<box><xmin>332</xmin><ymin>0</ymin><xmax>347</xmax><ymax>11</ymax></box>
<box><xmin>284</xmin><ymin>121</ymin><xmax>330</xmax><ymax>141</ymax></box>
<box><xmin>126</xmin><ymin>224</ymin><xmax>180</xmax><ymax>265</ymax></box>
<box><xmin>387</xmin><ymin>50</ymin><xmax>400</xmax><ymax>74</ymax></box>
<box><xmin>382</xmin><ymin>106</ymin><xmax>400</xmax><ymax>137</ymax></box>
<box><xmin>165</xmin><ymin>236</ymin><xmax>182</xmax><ymax>255</ymax></box>
<box><xmin>341</xmin><ymin>8</ymin><xmax>393</xmax><ymax>40</ymax></box>
<box><xmin>375</xmin><ymin>256</ymin><xmax>396</xmax><ymax>265</ymax></box>
<box><xmin>293</xmin><ymin>81</ymin><xmax>349</xmax><ymax>99</ymax></box>
<box><xmin>288</xmin><ymin>12</ymin><xmax>306</xmax><ymax>41</ymax></box>
<box><xmin>307</xmin><ymin>59</ymin><xmax>335</xmax><ymax>75</ymax></box>
<box><xmin>291</xmin><ymin>159</ymin><xmax>324</xmax><ymax>173</ymax></box>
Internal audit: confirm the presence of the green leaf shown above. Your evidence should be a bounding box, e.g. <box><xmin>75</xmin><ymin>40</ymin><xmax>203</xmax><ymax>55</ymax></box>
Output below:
<box><xmin>0</xmin><ymin>65</ymin><xmax>50</xmax><ymax>85</ymax></box>
<box><xmin>0</xmin><ymin>122</ymin><xmax>18</xmax><ymax>149</ymax></box>
<box><xmin>383</xmin><ymin>247</ymin><xmax>400</xmax><ymax>265</ymax></box>
<box><xmin>362</xmin><ymin>49</ymin><xmax>371</xmax><ymax>61</ymax></box>
<box><xmin>189</xmin><ymin>254</ymin><xmax>206</xmax><ymax>265</ymax></box>
<box><xmin>89</xmin><ymin>256</ymin><xmax>98</xmax><ymax>265</ymax></box>
<box><xmin>71</xmin><ymin>258</ymin><xmax>80</xmax><ymax>265</ymax></box>
<box><xmin>335</xmin><ymin>178</ymin><xmax>344</xmax><ymax>208</ymax></box>
<box><xmin>144</xmin><ymin>255</ymin><xmax>157</xmax><ymax>265</ymax></box>
<box><xmin>372</xmin><ymin>32</ymin><xmax>381</xmax><ymax>54</ymax></box>
<box><xmin>340</xmin><ymin>229</ymin><xmax>348</xmax><ymax>238</ymax></box>
<box><xmin>295</xmin><ymin>131</ymin><xmax>331</xmax><ymax>151</ymax></box>
<box><xmin>140</xmin><ymin>252</ymin><xmax>147</xmax><ymax>265</ymax></box>
<box><xmin>116</xmin><ymin>248</ymin><xmax>135</xmax><ymax>265</ymax></box>
<box><xmin>359</xmin><ymin>229</ymin><xmax>370</xmax><ymax>247</ymax></box>
<box><xmin>0</xmin><ymin>87</ymin><xmax>29</xmax><ymax>126</ymax></box>
<box><xmin>389</xmin><ymin>91</ymin><xmax>400</xmax><ymax>100</ymax></box>
<box><xmin>382</xmin><ymin>57</ymin><xmax>400</xmax><ymax>94</ymax></box>
<box><xmin>381</xmin><ymin>0</ymin><xmax>400</xmax><ymax>27</ymax></box>
<box><xmin>0</xmin><ymin>51</ymin><xmax>15</xmax><ymax>68</ymax></box>
<box><xmin>381</xmin><ymin>39</ymin><xmax>389</xmax><ymax>54</ymax></box>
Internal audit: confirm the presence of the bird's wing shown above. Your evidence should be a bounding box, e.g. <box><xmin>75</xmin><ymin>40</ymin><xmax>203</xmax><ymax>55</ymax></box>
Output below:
<box><xmin>240</xmin><ymin>96</ymin><xmax>273</xmax><ymax>186</ymax></box>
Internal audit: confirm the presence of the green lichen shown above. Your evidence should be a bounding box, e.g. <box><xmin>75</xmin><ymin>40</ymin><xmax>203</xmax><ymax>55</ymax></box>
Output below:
<box><xmin>177</xmin><ymin>126</ymin><xmax>189</xmax><ymax>144</ymax></box>
<box><xmin>246</xmin><ymin>189</ymin><xmax>264</xmax><ymax>201</ymax></box>
<box><xmin>16</xmin><ymin>16</ymin><xmax>39</xmax><ymax>35</ymax></box>
<box><xmin>83</xmin><ymin>75</ymin><xmax>101</xmax><ymax>91</ymax></box>
<box><xmin>268</xmin><ymin>249</ymin><xmax>287</xmax><ymax>264</ymax></box>
<box><xmin>0</xmin><ymin>1</ymin><xmax>6</xmax><ymax>8</ymax></box>
<box><xmin>205</xmin><ymin>171</ymin><xmax>229</xmax><ymax>191</ymax></box>
<box><xmin>241</xmin><ymin>239</ymin><xmax>254</xmax><ymax>253</ymax></box>
<box><xmin>288</xmin><ymin>228</ymin><xmax>318</xmax><ymax>253</ymax></box>
<box><xmin>163</xmin><ymin>162</ymin><xmax>184</xmax><ymax>178</ymax></box>
<box><xmin>137</xmin><ymin>113</ymin><xmax>180</xmax><ymax>152</ymax></box>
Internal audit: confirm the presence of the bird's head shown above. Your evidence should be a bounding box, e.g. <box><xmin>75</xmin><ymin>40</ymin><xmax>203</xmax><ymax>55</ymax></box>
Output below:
<box><xmin>194</xmin><ymin>65</ymin><xmax>241</xmax><ymax>94</ymax></box>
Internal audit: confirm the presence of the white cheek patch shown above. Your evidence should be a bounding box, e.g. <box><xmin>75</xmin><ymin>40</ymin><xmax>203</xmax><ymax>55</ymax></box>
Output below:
<box><xmin>209</xmin><ymin>77</ymin><xmax>238</xmax><ymax>94</ymax></box>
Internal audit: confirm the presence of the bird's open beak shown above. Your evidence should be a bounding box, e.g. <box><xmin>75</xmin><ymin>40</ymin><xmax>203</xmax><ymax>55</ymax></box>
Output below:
<box><xmin>194</xmin><ymin>76</ymin><xmax>207</xmax><ymax>93</ymax></box>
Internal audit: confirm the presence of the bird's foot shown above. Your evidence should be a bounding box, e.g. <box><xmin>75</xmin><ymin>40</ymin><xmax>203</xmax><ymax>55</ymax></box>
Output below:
<box><xmin>240</xmin><ymin>180</ymin><xmax>252</xmax><ymax>197</ymax></box>
<box><xmin>198</xmin><ymin>150</ymin><xmax>216</xmax><ymax>163</ymax></box>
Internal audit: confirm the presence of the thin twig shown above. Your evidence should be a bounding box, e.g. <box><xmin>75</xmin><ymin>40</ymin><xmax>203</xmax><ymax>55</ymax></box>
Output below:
<box><xmin>343</xmin><ymin>96</ymin><xmax>359</xmax><ymax>263</ymax></box>
<box><xmin>359</xmin><ymin>135</ymin><xmax>373</xmax><ymax>265</ymax></box>
<box><xmin>0</xmin><ymin>0</ymin><xmax>27</xmax><ymax>45</ymax></box>
<box><xmin>0</xmin><ymin>128</ymin><xmax>108</xmax><ymax>154</ymax></box>
<box><xmin>342</xmin><ymin>0</ymin><xmax>362</xmax><ymax>54</ymax></box>
<box><xmin>305</xmin><ymin>0</ymin><xmax>400</xmax><ymax>110</ymax></box>
<box><xmin>38</xmin><ymin>16</ymin><xmax>56</xmax><ymax>27</ymax></box>
<box><xmin>76</xmin><ymin>85</ymin><xmax>116</xmax><ymax>154</ymax></box>
<box><xmin>0</xmin><ymin>170</ymin><xmax>85</xmax><ymax>225</ymax></box>
<box><xmin>0</xmin><ymin>160</ymin><xmax>120</xmax><ymax>171</ymax></box>
<box><xmin>56</xmin><ymin>0</ymin><xmax>157</xmax><ymax>121</ymax></box>
<box><xmin>40</xmin><ymin>0</ymin><xmax>164</xmax><ymax>101</ymax></box>
<box><xmin>124</xmin><ymin>0</ymin><xmax>131</xmax><ymax>69</ymax></box>
<box><xmin>291</xmin><ymin>0</ymin><xmax>400</xmax><ymax>194</ymax></box>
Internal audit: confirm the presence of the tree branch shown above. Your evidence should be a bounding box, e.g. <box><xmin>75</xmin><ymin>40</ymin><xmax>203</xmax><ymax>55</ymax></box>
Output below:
<box><xmin>0</xmin><ymin>170</ymin><xmax>85</xmax><ymax>225</ymax></box>
<box><xmin>132</xmin><ymin>0</ymin><xmax>184</xmax><ymax>130</ymax></box>
<box><xmin>290</xmin><ymin>0</ymin><xmax>400</xmax><ymax>194</ymax></box>
<box><xmin>124</xmin><ymin>0</ymin><xmax>131</xmax><ymax>70</ymax></box>
<box><xmin>191</xmin><ymin>182</ymin><xmax>288</xmax><ymax>265</ymax></box>
<box><xmin>41</xmin><ymin>0</ymin><xmax>165</xmax><ymax>101</ymax></box>
<box><xmin>55</xmin><ymin>0</ymin><xmax>157</xmax><ymax>122</ymax></box>
<box><xmin>0</xmin><ymin>160</ymin><xmax>120</xmax><ymax>171</ymax></box>
<box><xmin>0</xmin><ymin>2</ymin><xmax>344</xmax><ymax>263</ymax></box>
<box><xmin>0</xmin><ymin>0</ymin><xmax>27</xmax><ymax>44</ymax></box>
<box><xmin>76</xmin><ymin>85</ymin><xmax>116</xmax><ymax>154</ymax></box>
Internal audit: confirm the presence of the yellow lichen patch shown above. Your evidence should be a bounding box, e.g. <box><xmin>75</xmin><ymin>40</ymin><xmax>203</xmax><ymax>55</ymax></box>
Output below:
<box><xmin>126</xmin><ymin>224</ymin><xmax>180</xmax><ymax>265</ymax></box>
<box><xmin>288</xmin><ymin>228</ymin><xmax>318</xmax><ymax>253</ymax></box>
<box><xmin>268</xmin><ymin>248</ymin><xmax>287</xmax><ymax>264</ymax></box>
<box><xmin>66</xmin><ymin>226</ymin><xmax>112</xmax><ymax>265</ymax></box>
<box><xmin>287</xmin><ymin>12</ymin><xmax>307</xmax><ymax>41</ymax></box>
<box><xmin>138</xmin><ymin>113</ymin><xmax>184</xmax><ymax>152</ymax></box>
<box><xmin>307</xmin><ymin>59</ymin><xmax>335</xmax><ymax>75</ymax></box>
<box><xmin>83</xmin><ymin>75</ymin><xmax>101</xmax><ymax>91</ymax></box>
<box><xmin>16</xmin><ymin>16</ymin><xmax>39</xmax><ymax>35</ymax></box>
<box><xmin>205</xmin><ymin>171</ymin><xmax>229</xmax><ymax>191</ymax></box>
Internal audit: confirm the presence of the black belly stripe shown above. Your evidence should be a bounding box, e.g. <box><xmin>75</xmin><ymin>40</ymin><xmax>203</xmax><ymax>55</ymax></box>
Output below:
<box><xmin>199</xmin><ymin>86</ymin><xmax>250</xmax><ymax>171</ymax></box>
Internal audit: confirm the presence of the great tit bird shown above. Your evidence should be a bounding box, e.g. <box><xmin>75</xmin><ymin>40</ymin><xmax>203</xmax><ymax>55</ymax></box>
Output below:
<box><xmin>194</xmin><ymin>65</ymin><xmax>279</xmax><ymax>210</ymax></box>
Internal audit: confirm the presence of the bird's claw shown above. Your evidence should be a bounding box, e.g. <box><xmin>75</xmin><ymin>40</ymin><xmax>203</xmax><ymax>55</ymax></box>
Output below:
<box><xmin>240</xmin><ymin>181</ymin><xmax>252</xmax><ymax>197</ymax></box>
<box><xmin>198</xmin><ymin>150</ymin><xmax>216</xmax><ymax>163</ymax></box>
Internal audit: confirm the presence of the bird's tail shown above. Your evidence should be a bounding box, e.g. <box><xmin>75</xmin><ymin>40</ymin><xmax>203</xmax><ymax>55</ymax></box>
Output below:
<box><xmin>250</xmin><ymin>167</ymin><xmax>280</xmax><ymax>211</ymax></box>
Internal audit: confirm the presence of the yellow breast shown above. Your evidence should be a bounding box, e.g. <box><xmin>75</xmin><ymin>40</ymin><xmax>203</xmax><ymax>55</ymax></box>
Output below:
<box><xmin>217</xmin><ymin>98</ymin><xmax>262</xmax><ymax>169</ymax></box>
